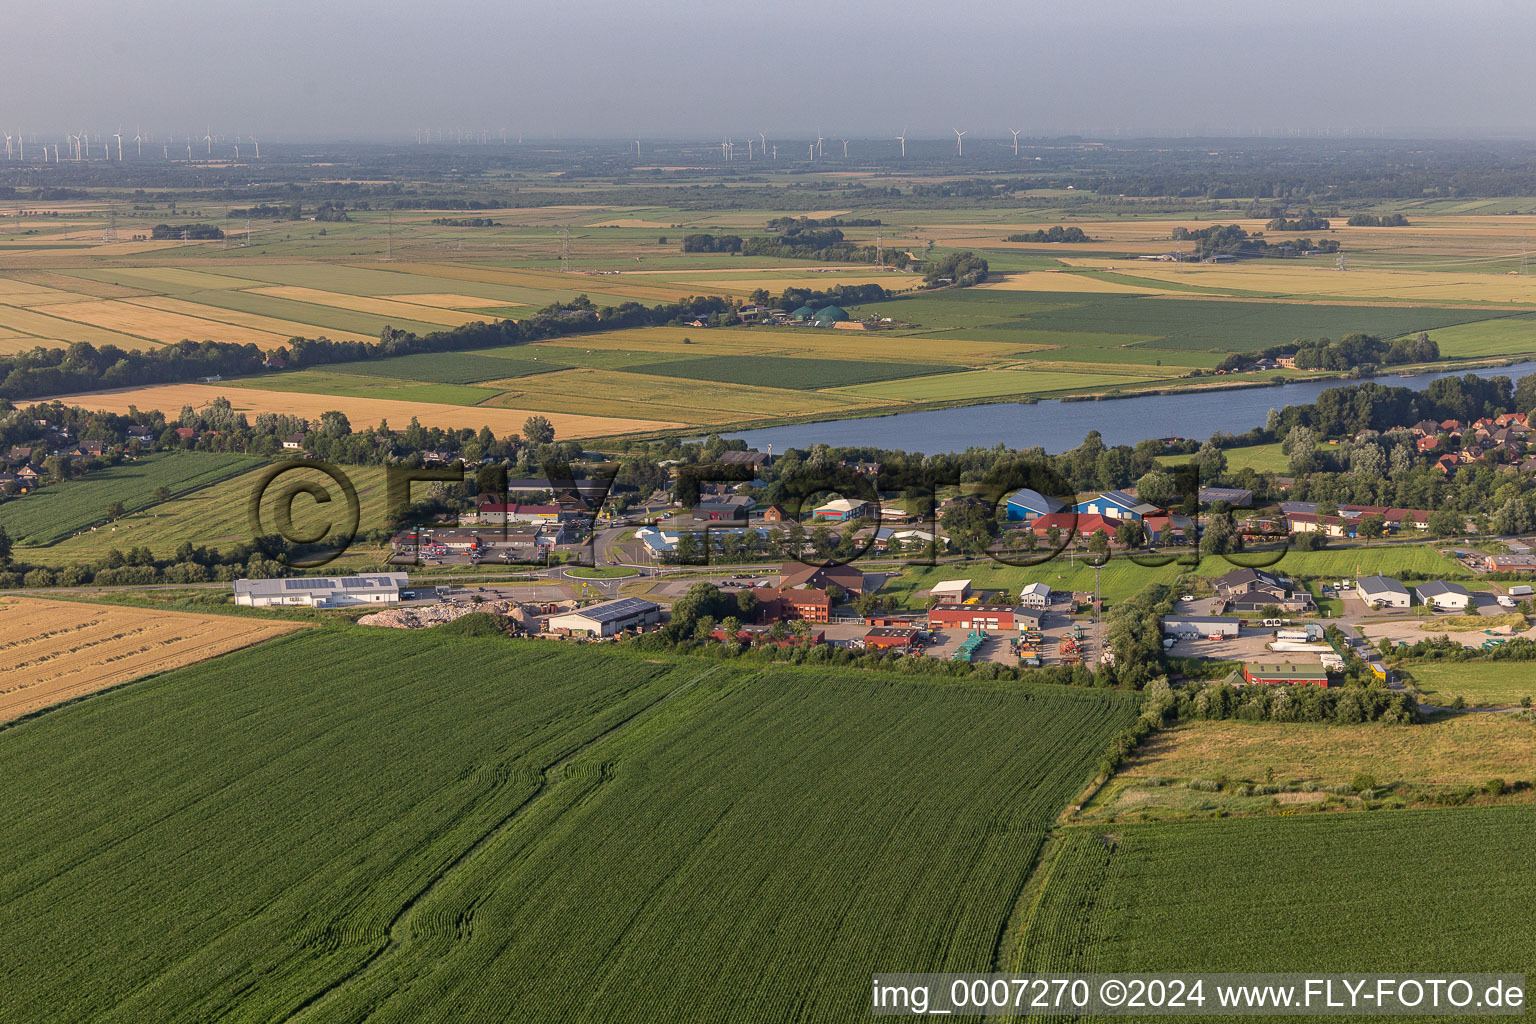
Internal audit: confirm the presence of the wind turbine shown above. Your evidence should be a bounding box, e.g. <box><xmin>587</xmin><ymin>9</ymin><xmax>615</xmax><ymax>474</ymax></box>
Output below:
<box><xmin>233</xmin><ymin>143</ymin><xmax>240</xmax><ymax>159</ymax></box>
<box><xmin>114</xmin><ymin>132</ymin><xmax>123</xmax><ymax>160</ymax></box>
<box><xmin>747</xmin><ymin>137</ymin><xmax>753</xmax><ymax>159</ymax></box>
<box><xmin>252</xmin><ymin>136</ymin><xmax>259</xmax><ymax>158</ymax></box>
<box><xmin>816</xmin><ymin>130</ymin><xmax>824</xmax><ymax>158</ymax></box>
<box><xmin>163</xmin><ymin>143</ymin><xmax>169</xmax><ymax>160</ymax></box>
<box><xmin>204</xmin><ymin>128</ymin><xmax>212</xmax><ymax>155</ymax></box>
<box><xmin>758</xmin><ymin>131</ymin><xmax>766</xmax><ymax>156</ymax></box>
<box><xmin>895</xmin><ymin>130</ymin><xmax>905</xmax><ymax>157</ymax></box>
<box><xmin>841</xmin><ymin>139</ymin><xmax>848</xmax><ymax>158</ymax></box>
<box><xmin>186</xmin><ymin>143</ymin><xmax>192</xmax><ymax>161</ymax></box>
<box><xmin>953</xmin><ymin>128</ymin><xmax>966</xmax><ymax>156</ymax></box>
<box><xmin>808</xmin><ymin>142</ymin><xmax>814</xmax><ymax>161</ymax></box>
<box><xmin>1010</xmin><ymin>129</ymin><xmax>1021</xmax><ymax>156</ymax></box>
<box><xmin>134</xmin><ymin>129</ymin><xmax>142</xmax><ymax>156</ymax></box>
<box><xmin>633</xmin><ymin>137</ymin><xmax>640</xmax><ymax>157</ymax></box>
<box><xmin>3</xmin><ymin>133</ymin><xmax>11</xmax><ymax>160</ymax></box>
<box><xmin>82</xmin><ymin>132</ymin><xmax>89</xmax><ymax>159</ymax></box>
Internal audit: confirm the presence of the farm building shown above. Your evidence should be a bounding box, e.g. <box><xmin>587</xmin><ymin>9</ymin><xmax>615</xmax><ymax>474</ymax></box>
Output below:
<box><xmin>234</xmin><ymin>573</ymin><xmax>407</xmax><ymax>609</ymax></box>
<box><xmin>1072</xmin><ymin>490</ymin><xmax>1160</xmax><ymax>521</ymax></box>
<box><xmin>1415</xmin><ymin>580</ymin><xmax>1472</xmax><ymax>611</ymax></box>
<box><xmin>1004</xmin><ymin>488</ymin><xmax>1067</xmax><ymax>522</ymax></box>
<box><xmin>1242</xmin><ymin>662</ymin><xmax>1331</xmax><ymax>687</ymax></box>
<box><xmin>1019</xmin><ymin>582</ymin><xmax>1052</xmax><ymax>609</ymax></box>
<box><xmin>927</xmin><ymin>604</ymin><xmax>1022</xmax><ymax>631</ymax></box>
<box><xmin>863</xmin><ymin>626</ymin><xmax>919</xmax><ymax>649</ymax></box>
<box><xmin>929</xmin><ymin>579</ymin><xmax>971</xmax><ymax>603</ymax></box>
<box><xmin>812</xmin><ymin>497</ymin><xmax>875</xmax><ymax>521</ymax></box>
<box><xmin>547</xmin><ymin>598</ymin><xmax>662</xmax><ymax>637</ymax></box>
<box><xmin>812</xmin><ymin>305</ymin><xmax>849</xmax><ymax>326</ymax></box>
<box><xmin>790</xmin><ymin>305</ymin><xmax>817</xmax><ymax>322</ymax></box>
<box><xmin>1357</xmin><ymin>575</ymin><xmax>1411</xmax><ymax>609</ymax></box>
<box><xmin>1161</xmin><ymin>615</ymin><xmax>1242</xmax><ymax>638</ymax></box>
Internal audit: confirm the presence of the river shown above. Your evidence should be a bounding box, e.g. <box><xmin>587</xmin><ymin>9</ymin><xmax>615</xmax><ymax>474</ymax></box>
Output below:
<box><xmin>729</xmin><ymin>361</ymin><xmax>1536</xmax><ymax>454</ymax></box>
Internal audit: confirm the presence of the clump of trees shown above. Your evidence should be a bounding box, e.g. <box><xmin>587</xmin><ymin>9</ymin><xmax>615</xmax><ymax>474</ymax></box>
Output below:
<box><xmin>922</xmin><ymin>250</ymin><xmax>988</xmax><ymax>287</ymax></box>
<box><xmin>150</xmin><ymin>223</ymin><xmax>223</xmax><ymax>240</ymax></box>
<box><xmin>682</xmin><ymin>233</ymin><xmax>743</xmax><ymax>253</ymax></box>
<box><xmin>1266</xmin><ymin>210</ymin><xmax>1331</xmax><ymax>231</ymax></box>
<box><xmin>1347</xmin><ymin>213</ymin><xmax>1410</xmax><ymax>227</ymax></box>
<box><xmin>1005</xmin><ymin>226</ymin><xmax>1094</xmax><ymax>243</ymax></box>
<box><xmin>431</xmin><ymin>217</ymin><xmax>501</xmax><ymax>227</ymax></box>
<box><xmin>1170</xmin><ymin>224</ymin><xmax>1338</xmax><ymax>258</ymax></box>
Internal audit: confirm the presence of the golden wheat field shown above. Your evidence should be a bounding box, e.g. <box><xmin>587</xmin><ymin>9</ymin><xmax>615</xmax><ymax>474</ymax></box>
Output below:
<box><xmin>246</xmin><ymin>285</ymin><xmax>491</xmax><ymax>325</ymax></box>
<box><xmin>125</xmin><ymin>296</ymin><xmax>378</xmax><ymax>344</ymax></box>
<box><xmin>0</xmin><ymin>597</ymin><xmax>304</xmax><ymax>722</ymax></box>
<box><xmin>43</xmin><ymin>382</ymin><xmax>683</xmax><ymax>437</ymax></box>
<box><xmin>43</xmin><ymin>299</ymin><xmax>291</xmax><ymax>346</ymax></box>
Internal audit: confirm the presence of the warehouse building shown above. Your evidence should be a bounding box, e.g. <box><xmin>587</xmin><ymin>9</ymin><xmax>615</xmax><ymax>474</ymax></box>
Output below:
<box><xmin>1357</xmin><ymin>575</ymin><xmax>1411</xmax><ymax>609</ymax></box>
<box><xmin>927</xmin><ymin>604</ymin><xmax>1022</xmax><ymax>631</ymax></box>
<box><xmin>546</xmin><ymin>597</ymin><xmax>662</xmax><ymax>637</ymax></box>
<box><xmin>1415</xmin><ymin>580</ymin><xmax>1472</xmax><ymax>611</ymax></box>
<box><xmin>234</xmin><ymin>573</ymin><xmax>407</xmax><ymax>609</ymax></box>
<box><xmin>1242</xmin><ymin>662</ymin><xmax>1331</xmax><ymax>687</ymax></box>
<box><xmin>1161</xmin><ymin>615</ymin><xmax>1242</xmax><ymax>639</ymax></box>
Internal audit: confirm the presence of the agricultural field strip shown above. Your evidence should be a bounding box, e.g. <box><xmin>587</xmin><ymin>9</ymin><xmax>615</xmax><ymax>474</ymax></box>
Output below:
<box><xmin>0</xmin><ymin>597</ymin><xmax>302</xmax><ymax>723</ymax></box>
<box><xmin>1015</xmin><ymin>808</ymin><xmax>1536</xmax><ymax>986</ymax></box>
<box><xmin>0</xmin><ymin>452</ymin><xmax>257</xmax><ymax>546</ymax></box>
<box><xmin>0</xmin><ymin>633</ymin><xmax>1139</xmax><ymax>1022</ymax></box>
<box><xmin>620</xmin><ymin>355</ymin><xmax>962</xmax><ymax>390</ymax></box>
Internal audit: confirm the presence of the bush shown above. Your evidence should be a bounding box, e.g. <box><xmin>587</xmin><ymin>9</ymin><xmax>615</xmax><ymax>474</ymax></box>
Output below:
<box><xmin>1187</xmin><ymin>778</ymin><xmax>1221</xmax><ymax>792</ymax></box>
<box><xmin>1352</xmin><ymin>772</ymin><xmax>1377</xmax><ymax>793</ymax></box>
<box><xmin>1486</xmin><ymin>778</ymin><xmax>1507</xmax><ymax>796</ymax></box>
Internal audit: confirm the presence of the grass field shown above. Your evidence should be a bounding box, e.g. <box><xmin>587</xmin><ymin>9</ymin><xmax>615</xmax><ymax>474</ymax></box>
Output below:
<box><xmin>1160</xmin><ymin>441</ymin><xmax>1289</xmax><ymax>474</ymax></box>
<box><xmin>0</xmin><ymin>630</ymin><xmax>1139</xmax><ymax>1021</ymax></box>
<box><xmin>15</xmin><ymin>462</ymin><xmax>398</xmax><ymax>568</ymax></box>
<box><xmin>0</xmin><ymin>596</ymin><xmax>302</xmax><ymax>723</ymax></box>
<box><xmin>1015</xmin><ymin>807</ymin><xmax>1536</xmax><ymax>985</ymax></box>
<box><xmin>1400</xmin><ymin>661</ymin><xmax>1536</xmax><ymax>707</ymax></box>
<box><xmin>317</xmin><ymin>350</ymin><xmax>569</xmax><ymax>383</ymax></box>
<box><xmin>843</xmin><ymin>367</ymin><xmax>1166</xmax><ymax>401</ymax></box>
<box><xmin>0</xmin><ymin>451</ymin><xmax>254</xmax><ymax>545</ymax></box>
<box><xmin>1084</xmin><ymin>717</ymin><xmax>1536</xmax><ymax>821</ymax></box>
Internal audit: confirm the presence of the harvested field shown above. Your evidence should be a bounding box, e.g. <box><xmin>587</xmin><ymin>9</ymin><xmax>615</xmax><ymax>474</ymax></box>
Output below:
<box><xmin>0</xmin><ymin>304</ymin><xmax>158</xmax><ymax>349</ymax></box>
<box><xmin>0</xmin><ymin>597</ymin><xmax>301</xmax><ymax>723</ymax></box>
<box><xmin>246</xmin><ymin>286</ymin><xmax>494</xmax><ymax>326</ymax></box>
<box><xmin>126</xmin><ymin>295</ymin><xmax>377</xmax><ymax>345</ymax></box>
<box><xmin>975</xmin><ymin>271</ymin><xmax>1165</xmax><ymax>294</ymax></box>
<box><xmin>41</xmin><ymin>383</ymin><xmax>683</xmax><ymax>438</ymax></box>
<box><xmin>40</xmin><ymin>299</ymin><xmax>289</xmax><ymax>346</ymax></box>
<box><xmin>379</xmin><ymin>292</ymin><xmax>518</xmax><ymax>309</ymax></box>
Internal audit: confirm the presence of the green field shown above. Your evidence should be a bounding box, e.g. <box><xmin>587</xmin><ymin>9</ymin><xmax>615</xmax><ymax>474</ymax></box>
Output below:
<box><xmin>626</xmin><ymin>355</ymin><xmax>957</xmax><ymax>390</ymax></box>
<box><xmin>1015</xmin><ymin>809</ymin><xmax>1536</xmax><ymax>989</ymax></box>
<box><xmin>0</xmin><ymin>630</ymin><xmax>1138</xmax><ymax>1021</ymax></box>
<box><xmin>16</xmin><ymin>463</ymin><xmax>394</xmax><ymax>567</ymax></box>
<box><xmin>866</xmin><ymin>291</ymin><xmax>1506</xmax><ymax>354</ymax></box>
<box><xmin>227</xmin><ymin>370</ymin><xmax>501</xmax><ymax>405</ymax></box>
<box><xmin>1401</xmin><ymin>661</ymin><xmax>1536</xmax><ymax>707</ymax></box>
<box><xmin>0</xmin><ymin>452</ymin><xmax>254</xmax><ymax>545</ymax></box>
<box><xmin>1160</xmin><ymin>441</ymin><xmax>1289</xmax><ymax>474</ymax></box>
<box><xmin>845</xmin><ymin>368</ymin><xmax>1164</xmax><ymax>402</ymax></box>
<box><xmin>880</xmin><ymin>545</ymin><xmax>1467</xmax><ymax>609</ymax></box>
<box><xmin>318</xmin><ymin>350</ymin><xmax>568</xmax><ymax>384</ymax></box>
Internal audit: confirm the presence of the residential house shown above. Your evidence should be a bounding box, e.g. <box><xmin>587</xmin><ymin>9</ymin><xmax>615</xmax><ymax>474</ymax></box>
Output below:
<box><xmin>1213</xmin><ymin>568</ymin><xmax>1312</xmax><ymax>613</ymax></box>
<box><xmin>761</xmin><ymin>503</ymin><xmax>790</xmax><ymax>523</ymax></box>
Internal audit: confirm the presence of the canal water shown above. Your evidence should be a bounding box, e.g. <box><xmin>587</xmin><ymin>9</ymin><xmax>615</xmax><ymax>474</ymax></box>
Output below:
<box><xmin>730</xmin><ymin>361</ymin><xmax>1536</xmax><ymax>454</ymax></box>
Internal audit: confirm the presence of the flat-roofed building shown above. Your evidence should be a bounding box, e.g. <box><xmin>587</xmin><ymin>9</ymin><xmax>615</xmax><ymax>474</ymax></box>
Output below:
<box><xmin>546</xmin><ymin>597</ymin><xmax>662</xmax><ymax>637</ymax></box>
<box><xmin>234</xmin><ymin>573</ymin><xmax>407</xmax><ymax>608</ymax></box>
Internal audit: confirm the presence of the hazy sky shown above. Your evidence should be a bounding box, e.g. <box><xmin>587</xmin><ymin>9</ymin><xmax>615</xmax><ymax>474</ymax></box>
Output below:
<box><xmin>12</xmin><ymin>0</ymin><xmax>1536</xmax><ymax>139</ymax></box>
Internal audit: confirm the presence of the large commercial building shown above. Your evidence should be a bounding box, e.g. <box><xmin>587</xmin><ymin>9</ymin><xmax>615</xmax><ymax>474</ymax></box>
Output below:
<box><xmin>546</xmin><ymin>598</ymin><xmax>662</xmax><ymax>637</ymax></box>
<box><xmin>927</xmin><ymin>604</ymin><xmax>1023</xmax><ymax>631</ymax></box>
<box><xmin>234</xmin><ymin>573</ymin><xmax>407</xmax><ymax>608</ymax></box>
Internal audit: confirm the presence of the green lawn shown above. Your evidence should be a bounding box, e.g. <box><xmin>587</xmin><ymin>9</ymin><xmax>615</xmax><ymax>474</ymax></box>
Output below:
<box><xmin>1160</xmin><ymin>441</ymin><xmax>1289</xmax><ymax>474</ymax></box>
<box><xmin>1400</xmin><ymin>661</ymin><xmax>1536</xmax><ymax>707</ymax></box>
<box><xmin>0</xmin><ymin>452</ymin><xmax>255</xmax><ymax>545</ymax></box>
